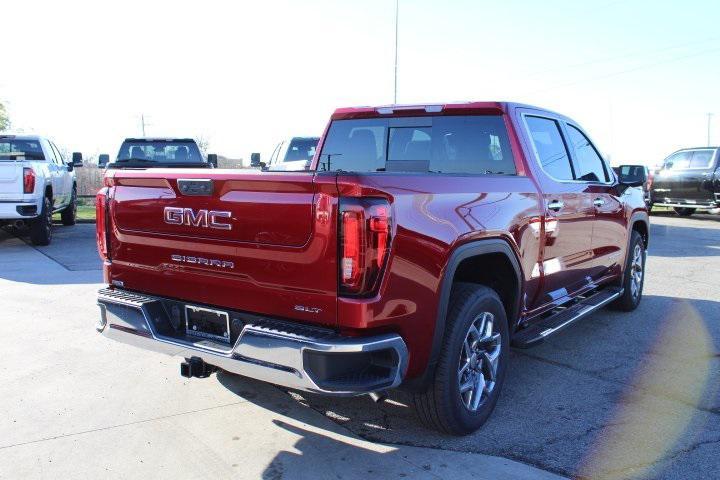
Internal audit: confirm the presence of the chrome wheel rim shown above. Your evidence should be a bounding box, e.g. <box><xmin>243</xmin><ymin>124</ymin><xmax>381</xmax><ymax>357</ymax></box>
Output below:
<box><xmin>630</xmin><ymin>244</ymin><xmax>643</xmax><ymax>299</ymax></box>
<box><xmin>457</xmin><ymin>312</ymin><xmax>501</xmax><ymax>412</ymax></box>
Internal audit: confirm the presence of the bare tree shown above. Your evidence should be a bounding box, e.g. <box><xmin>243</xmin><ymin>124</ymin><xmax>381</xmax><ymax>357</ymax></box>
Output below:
<box><xmin>196</xmin><ymin>135</ymin><xmax>210</xmax><ymax>157</ymax></box>
<box><xmin>0</xmin><ymin>102</ymin><xmax>9</xmax><ymax>131</ymax></box>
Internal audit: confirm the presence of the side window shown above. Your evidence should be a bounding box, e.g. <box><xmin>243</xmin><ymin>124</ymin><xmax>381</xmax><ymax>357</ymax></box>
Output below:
<box><xmin>50</xmin><ymin>142</ymin><xmax>65</xmax><ymax>165</ymax></box>
<box><xmin>44</xmin><ymin>140</ymin><xmax>59</xmax><ymax>165</ymax></box>
<box><xmin>566</xmin><ymin>125</ymin><xmax>609</xmax><ymax>182</ymax></box>
<box><xmin>664</xmin><ymin>151</ymin><xmax>690</xmax><ymax>170</ymax></box>
<box><xmin>688</xmin><ymin>150</ymin><xmax>715</xmax><ymax>169</ymax></box>
<box><xmin>525</xmin><ymin>116</ymin><xmax>574</xmax><ymax>180</ymax></box>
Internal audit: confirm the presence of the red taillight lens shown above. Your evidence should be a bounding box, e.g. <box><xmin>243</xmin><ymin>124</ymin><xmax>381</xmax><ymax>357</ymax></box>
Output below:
<box><xmin>96</xmin><ymin>188</ymin><xmax>110</xmax><ymax>260</ymax></box>
<box><xmin>23</xmin><ymin>168</ymin><xmax>35</xmax><ymax>194</ymax></box>
<box><xmin>339</xmin><ymin>199</ymin><xmax>392</xmax><ymax>296</ymax></box>
<box><xmin>341</xmin><ymin>210</ymin><xmax>364</xmax><ymax>288</ymax></box>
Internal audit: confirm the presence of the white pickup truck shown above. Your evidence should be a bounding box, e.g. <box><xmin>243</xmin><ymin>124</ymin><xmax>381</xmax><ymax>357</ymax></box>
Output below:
<box><xmin>0</xmin><ymin>135</ymin><xmax>82</xmax><ymax>245</ymax></box>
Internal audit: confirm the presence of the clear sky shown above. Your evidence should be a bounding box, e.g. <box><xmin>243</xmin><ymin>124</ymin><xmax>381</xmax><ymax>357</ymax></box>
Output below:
<box><xmin>2</xmin><ymin>0</ymin><xmax>719</xmax><ymax>166</ymax></box>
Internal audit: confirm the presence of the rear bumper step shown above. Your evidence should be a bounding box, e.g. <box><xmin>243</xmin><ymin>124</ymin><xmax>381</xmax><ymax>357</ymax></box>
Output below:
<box><xmin>511</xmin><ymin>287</ymin><xmax>623</xmax><ymax>348</ymax></box>
<box><xmin>96</xmin><ymin>288</ymin><xmax>408</xmax><ymax>396</ymax></box>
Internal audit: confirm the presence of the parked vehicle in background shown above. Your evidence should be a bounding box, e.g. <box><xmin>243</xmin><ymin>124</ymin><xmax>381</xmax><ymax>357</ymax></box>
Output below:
<box><xmin>613</xmin><ymin>165</ymin><xmax>652</xmax><ymax>207</ymax></box>
<box><xmin>0</xmin><ymin>134</ymin><xmax>82</xmax><ymax>245</ymax></box>
<box><xmin>95</xmin><ymin>102</ymin><xmax>648</xmax><ymax>435</ymax></box>
<box><xmin>106</xmin><ymin>138</ymin><xmax>217</xmax><ymax>169</ymax></box>
<box><xmin>650</xmin><ymin>147</ymin><xmax>720</xmax><ymax>216</ymax></box>
<box><xmin>251</xmin><ymin>136</ymin><xmax>320</xmax><ymax>171</ymax></box>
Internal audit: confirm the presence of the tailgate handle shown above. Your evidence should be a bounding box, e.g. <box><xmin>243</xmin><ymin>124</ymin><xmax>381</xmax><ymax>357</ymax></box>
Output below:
<box><xmin>178</xmin><ymin>179</ymin><xmax>214</xmax><ymax>196</ymax></box>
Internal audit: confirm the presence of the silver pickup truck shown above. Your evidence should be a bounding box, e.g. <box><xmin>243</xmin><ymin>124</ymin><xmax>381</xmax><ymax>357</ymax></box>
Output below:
<box><xmin>0</xmin><ymin>135</ymin><xmax>82</xmax><ymax>245</ymax></box>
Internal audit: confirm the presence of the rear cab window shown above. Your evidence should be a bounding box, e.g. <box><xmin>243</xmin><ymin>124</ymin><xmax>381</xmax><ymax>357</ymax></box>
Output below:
<box><xmin>0</xmin><ymin>138</ymin><xmax>46</xmax><ymax>161</ymax></box>
<box><xmin>317</xmin><ymin>115</ymin><xmax>517</xmax><ymax>175</ymax></box>
<box><xmin>112</xmin><ymin>139</ymin><xmax>204</xmax><ymax>166</ymax></box>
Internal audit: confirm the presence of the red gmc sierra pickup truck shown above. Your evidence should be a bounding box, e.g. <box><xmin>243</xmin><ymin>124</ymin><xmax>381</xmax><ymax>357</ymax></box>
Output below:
<box><xmin>95</xmin><ymin>102</ymin><xmax>649</xmax><ymax>434</ymax></box>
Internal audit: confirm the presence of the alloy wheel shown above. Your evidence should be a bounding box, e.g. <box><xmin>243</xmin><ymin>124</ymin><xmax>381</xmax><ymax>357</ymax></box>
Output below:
<box><xmin>457</xmin><ymin>312</ymin><xmax>501</xmax><ymax>412</ymax></box>
<box><xmin>630</xmin><ymin>244</ymin><xmax>643</xmax><ymax>299</ymax></box>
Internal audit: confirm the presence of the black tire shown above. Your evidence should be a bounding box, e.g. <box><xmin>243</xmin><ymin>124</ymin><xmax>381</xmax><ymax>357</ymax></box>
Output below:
<box><xmin>30</xmin><ymin>196</ymin><xmax>53</xmax><ymax>246</ymax></box>
<box><xmin>413</xmin><ymin>283</ymin><xmax>510</xmax><ymax>435</ymax></box>
<box><xmin>611</xmin><ymin>231</ymin><xmax>646</xmax><ymax>311</ymax></box>
<box><xmin>60</xmin><ymin>186</ymin><xmax>77</xmax><ymax>226</ymax></box>
<box><xmin>673</xmin><ymin>207</ymin><xmax>696</xmax><ymax>217</ymax></box>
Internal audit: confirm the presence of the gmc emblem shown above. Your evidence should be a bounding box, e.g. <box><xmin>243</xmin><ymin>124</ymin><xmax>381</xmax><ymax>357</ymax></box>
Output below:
<box><xmin>164</xmin><ymin>207</ymin><xmax>232</xmax><ymax>230</ymax></box>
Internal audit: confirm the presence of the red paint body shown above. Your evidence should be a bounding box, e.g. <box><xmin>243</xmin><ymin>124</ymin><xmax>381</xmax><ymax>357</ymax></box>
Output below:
<box><xmin>97</xmin><ymin>102</ymin><xmax>648</xmax><ymax>380</ymax></box>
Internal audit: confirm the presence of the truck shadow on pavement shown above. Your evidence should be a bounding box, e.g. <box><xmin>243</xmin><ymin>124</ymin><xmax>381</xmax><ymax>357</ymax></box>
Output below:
<box><xmin>218</xmin><ymin>294</ymin><xmax>720</xmax><ymax>479</ymax></box>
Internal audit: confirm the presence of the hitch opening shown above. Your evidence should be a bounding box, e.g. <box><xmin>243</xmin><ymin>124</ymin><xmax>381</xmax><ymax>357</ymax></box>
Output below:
<box><xmin>180</xmin><ymin>357</ymin><xmax>217</xmax><ymax>379</ymax></box>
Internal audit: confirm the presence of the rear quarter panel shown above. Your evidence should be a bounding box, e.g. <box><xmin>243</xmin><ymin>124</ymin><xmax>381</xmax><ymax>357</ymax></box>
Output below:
<box><xmin>336</xmin><ymin>173</ymin><xmax>543</xmax><ymax>377</ymax></box>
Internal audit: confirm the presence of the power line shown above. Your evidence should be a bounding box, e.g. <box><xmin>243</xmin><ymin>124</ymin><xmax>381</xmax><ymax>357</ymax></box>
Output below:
<box><xmin>525</xmin><ymin>46</ymin><xmax>720</xmax><ymax>95</ymax></box>
<box><xmin>523</xmin><ymin>35</ymin><xmax>720</xmax><ymax>79</ymax></box>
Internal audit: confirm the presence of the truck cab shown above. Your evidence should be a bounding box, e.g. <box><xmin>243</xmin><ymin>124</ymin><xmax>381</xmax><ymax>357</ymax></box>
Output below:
<box><xmin>106</xmin><ymin>138</ymin><xmax>217</xmax><ymax>169</ymax></box>
<box><xmin>255</xmin><ymin>136</ymin><xmax>319</xmax><ymax>171</ymax></box>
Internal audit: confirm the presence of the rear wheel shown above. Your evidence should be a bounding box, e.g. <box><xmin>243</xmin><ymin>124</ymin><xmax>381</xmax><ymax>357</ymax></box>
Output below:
<box><xmin>30</xmin><ymin>196</ymin><xmax>53</xmax><ymax>246</ymax></box>
<box><xmin>413</xmin><ymin>283</ymin><xmax>509</xmax><ymax>435</ymax></box>
<box><xmin>611</xmin><ymin>231</ymin><xmax>646</xmax><ymax>311</ymax></box>
<box><xmin>673</xmin><ymin>207</ymin><xmax>696</xmax><ymax>217</ymax></box>
<box><xmin>61</xmin><ymin>186</ymin><xmax>77</xmax><ymax>226</ymax></box>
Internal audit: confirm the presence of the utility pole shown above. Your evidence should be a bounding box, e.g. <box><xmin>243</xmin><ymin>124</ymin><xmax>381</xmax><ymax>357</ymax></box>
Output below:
<box><xmin>139</xmin><ymin>114</ymin><xmax>152</xmax><ymax>137</ymax></box>
<box><xmin>708</xmin><ymin>113</ymin><xmax>714</xmax><ymax>146</ymax></box>
<box><xmin>393</xmin><ymin>0</ymin><xmax>399</xmax><ymax>104</ymax></box>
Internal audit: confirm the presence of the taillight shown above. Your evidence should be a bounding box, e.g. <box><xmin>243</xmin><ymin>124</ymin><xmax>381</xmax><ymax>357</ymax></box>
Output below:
<box><xmin>23</xmin><ymin>168</ymin><xmax>35</xmax><ymax>194</ymax></box>
<box><xmin>339</xmin><ymin>198</ymin><xmax>392</xmax><ymax>296</ymax></box>
<box><xmin>96</xmin><ymin>187</ymin><xmax>111</xmax><ymax>260</ymax></box>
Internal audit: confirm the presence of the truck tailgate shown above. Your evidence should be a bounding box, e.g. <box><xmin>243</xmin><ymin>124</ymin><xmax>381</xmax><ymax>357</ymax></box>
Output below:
<box><xmin>0</xmin><ymin>160</ymin><xmax>22</xmax><ymax>197</ymax></box>
<box><xmin>105</xmin><ymin>169</ymin><xmax>339</xmax><ymax>327</ymax></box>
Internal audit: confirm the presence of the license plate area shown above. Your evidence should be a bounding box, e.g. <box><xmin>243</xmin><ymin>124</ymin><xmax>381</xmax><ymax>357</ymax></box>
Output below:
<box><xmin>185</xmin><ymin>305</ymin><xmax>231</xmax><ymax>343</ymax></box>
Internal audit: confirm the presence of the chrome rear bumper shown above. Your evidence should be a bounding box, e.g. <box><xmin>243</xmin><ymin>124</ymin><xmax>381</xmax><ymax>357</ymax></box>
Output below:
<box><xmin>97</xmin><ymin>288</ymin><xmax>408</xmax><ymax>396</ymax></box>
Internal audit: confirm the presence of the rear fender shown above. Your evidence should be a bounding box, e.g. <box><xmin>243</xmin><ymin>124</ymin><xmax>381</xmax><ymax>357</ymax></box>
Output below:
<box><xmin>402</xmin><ymin>239</ymin><xmax>522</xmax><ymax>392</ymax></box>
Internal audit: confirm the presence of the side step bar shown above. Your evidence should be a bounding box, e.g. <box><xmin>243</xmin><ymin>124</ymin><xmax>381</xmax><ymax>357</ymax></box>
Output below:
<box><xmin>511</xmin><ymin>287</ymin><xmax>623</xmax><ymax>348</ymax></box>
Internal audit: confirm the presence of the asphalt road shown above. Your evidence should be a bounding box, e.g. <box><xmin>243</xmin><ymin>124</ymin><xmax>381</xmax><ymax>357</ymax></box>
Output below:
<box><xmin>1</xmin><ymin>214</ymin><xmax>718</xmax><ymax>479</ymax></box>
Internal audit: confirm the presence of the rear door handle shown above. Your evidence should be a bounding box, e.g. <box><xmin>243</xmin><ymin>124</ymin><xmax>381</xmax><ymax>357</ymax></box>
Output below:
<box><xmin>547</xmin><ymin>200</ymin><xmax>564</xmax><ymax>212</ymax></box>
<box><xmin>593</xmin><ymin>198</ymin><xmax>605</xmax><ymax>207</ymax></box>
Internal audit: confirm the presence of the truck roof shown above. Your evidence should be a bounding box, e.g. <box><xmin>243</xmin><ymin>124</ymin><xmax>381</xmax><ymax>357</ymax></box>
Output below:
<box><xmin>122</xmin><ymin>137</ymin><xmax>198</xmax><ymax>143</ymax></box>
<box><xmin>330</xmin><ymin>101</ymin><xmax>556</xmax><ymax>120</ymax></box>
<box><xmin>0</xmin><ymin>134</ymin><xmax>44</xmax><ymax>141</ymax></box>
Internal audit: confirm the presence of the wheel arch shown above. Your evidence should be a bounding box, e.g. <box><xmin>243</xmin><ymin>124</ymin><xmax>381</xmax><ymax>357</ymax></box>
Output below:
<box><xmin>630</xmin><ymin>212</ymin><xmax>649</xmax><ymax>249</ymax></box>
<box><xmin>402</xmin><ymin>238</ymin><xmax>522</xmax><ymax>392</ymax></box>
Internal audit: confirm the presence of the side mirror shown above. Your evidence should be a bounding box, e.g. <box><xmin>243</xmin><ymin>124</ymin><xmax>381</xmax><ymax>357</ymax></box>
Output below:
<box><xmin>616</xmin><ymin>171</ymin><xmax>644</xmax><ymax>195</ymax></box>
<box><xmin>98</xmin><ymin>154</ymin><xmax>109</xmax><ymax>168</ymax></box>
<box><xmin>72</xmin><ymin>152</ymin><xmax>83</xmax><ymax>167</ymax></box>
<box><xmin>250</xmin><ymin>152</ymin><xmax>263</xmax><ymax>168</ymax></box>
<box><xmin>207</xmin><ymin>153</ymin><xmax>218</xmax><ymax>168</ymax></box>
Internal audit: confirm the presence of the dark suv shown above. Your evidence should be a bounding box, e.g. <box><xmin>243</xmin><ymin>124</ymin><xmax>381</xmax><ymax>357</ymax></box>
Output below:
<box><xmin>651</xmin><ymin>147</ymin><xmax>720</xmax><ymax>215</ymax></box>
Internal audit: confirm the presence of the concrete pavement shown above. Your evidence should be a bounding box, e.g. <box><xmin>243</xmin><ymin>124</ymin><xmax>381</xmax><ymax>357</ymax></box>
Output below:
<box><xmin>0</xmin><ymin>225</ymin><xmax>563</xmax><ymax>480</ymax></box>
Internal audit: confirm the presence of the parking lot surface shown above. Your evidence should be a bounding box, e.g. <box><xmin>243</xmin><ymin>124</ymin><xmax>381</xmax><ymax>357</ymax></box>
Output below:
<box><xmin>1</xmin><ymin>215</ymin><xmax>718</xmax><ymax>479</ymax></box>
